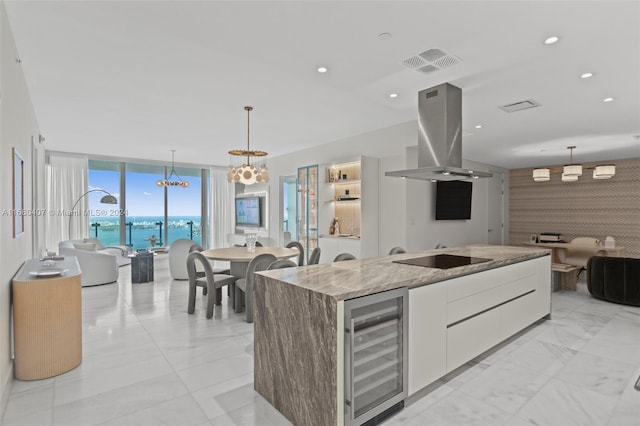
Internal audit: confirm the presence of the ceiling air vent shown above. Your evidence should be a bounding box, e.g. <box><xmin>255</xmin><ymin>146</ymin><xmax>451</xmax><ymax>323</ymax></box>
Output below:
<box><xmin>403</xmin><ymin>48</ymin><xmax>462</xmax><ymax>75</ymax></box>
<box><xmin>499</xmin><ymin>99</ymin><xmax>541</xmax><ymax>113</ymax></box>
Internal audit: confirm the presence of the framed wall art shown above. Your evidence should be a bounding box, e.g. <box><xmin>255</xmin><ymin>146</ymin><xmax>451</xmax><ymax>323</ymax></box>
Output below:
<box><xmin>13</xmin><ymin>147</ymin><xmax>24</xmax><ymax>237</ymax></box>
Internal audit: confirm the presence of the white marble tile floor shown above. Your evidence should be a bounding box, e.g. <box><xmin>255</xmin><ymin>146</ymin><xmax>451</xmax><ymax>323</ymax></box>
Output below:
<box><xmin>2</xmin><ymin>257</ymin><xmax>639</xmax><ymax>425</ymax></box>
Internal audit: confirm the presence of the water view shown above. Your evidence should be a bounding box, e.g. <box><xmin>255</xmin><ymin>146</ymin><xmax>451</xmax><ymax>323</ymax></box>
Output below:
<box><xmin>88</xmin><ymin>216</ymin><xmax>201</xmax><ymax>249</ymax></box>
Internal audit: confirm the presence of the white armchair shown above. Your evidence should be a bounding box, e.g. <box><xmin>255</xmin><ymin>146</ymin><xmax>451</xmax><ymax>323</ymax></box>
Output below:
<box><xmin>58</xmin><ymin>238</ymin><xmax>121</xmax><ymax>287</ymax></box>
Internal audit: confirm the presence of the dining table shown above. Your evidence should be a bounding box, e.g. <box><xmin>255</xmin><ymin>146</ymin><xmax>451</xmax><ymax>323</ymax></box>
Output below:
<box><xmin>201</xmin><ymin>246</ymin><xmax>299</xmax><ymax>278</ymax></box>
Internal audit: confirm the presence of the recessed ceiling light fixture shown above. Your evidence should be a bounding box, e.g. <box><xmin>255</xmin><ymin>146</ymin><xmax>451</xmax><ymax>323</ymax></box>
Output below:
<box><xmin>389</xmin><ymin>93</ymin><xmax>398</xmax><ymax>98</ymax></box>
<box><xmin>475</xmin><ymin>125</ymin><xmax>482</xmax><ymax>129</ymax></box>
<box><xmin>580</xmin><ymin>72</ymin><xmax>593</xmax><ymax>79</ymax></box>
<box><xmin>603</xmin><ymin>97</ymin><xmax>614</xmax><ymax>102</ymax></box>
<box><xmin>317</xmin><ymin>67</ymin><xmax>328</xmax><ymax>73</ymax></box>
<box><xmin>544</xmin><ymin>36</ymin><xmax>559</xmax><ymax>45</ymax></box>
<box><xmin>378</xmin><ymin>32</ymin><xmax>392</xmax><ymax>41</ymax></box>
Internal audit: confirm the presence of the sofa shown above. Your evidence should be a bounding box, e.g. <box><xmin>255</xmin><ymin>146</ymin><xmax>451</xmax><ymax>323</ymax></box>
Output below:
<box><xmin>587</xmin><ymin>256</ymin><xmax>640</xmax><ymax>307</ymax></box>
<box><xmin>58</xmin><ymin>238</ymin><xmax>131</xmax><ymax>287</ymax></box>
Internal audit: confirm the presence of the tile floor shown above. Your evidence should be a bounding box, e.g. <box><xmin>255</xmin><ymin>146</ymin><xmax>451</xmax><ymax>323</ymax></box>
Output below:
<box><xmin>2</xmin><ymin>257</ymin><xmax>639</xmax><ymax>426</ymax></box>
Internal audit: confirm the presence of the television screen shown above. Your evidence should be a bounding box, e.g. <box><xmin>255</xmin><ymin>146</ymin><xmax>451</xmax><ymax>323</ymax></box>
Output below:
<box><xmin>435</xmin><ymin>180</ymin><xmax>472</xmax><ymax>220</ymax></box>
<box><xmin>236</xmin><ymin>196</ymin><xmax>261</xmax><ymax>227</ymax></box>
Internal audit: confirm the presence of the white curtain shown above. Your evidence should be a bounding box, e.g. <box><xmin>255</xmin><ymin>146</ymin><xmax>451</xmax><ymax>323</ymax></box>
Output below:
<box><xmin>45</xmin><ymin>153</ymin><xmax>88</xmax><ymax>251</ymax></box>
<box><xmin>209</xmin><ymin>167</ymin><xmax>235</xmax><ymax>249</ymax></box>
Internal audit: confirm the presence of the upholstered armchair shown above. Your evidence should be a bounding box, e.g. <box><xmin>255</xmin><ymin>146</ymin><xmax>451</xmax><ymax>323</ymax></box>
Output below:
<box><xmin>557</xmin><ymin>237</ymin><xmax>606</xmax><ymax>268</ymax></box>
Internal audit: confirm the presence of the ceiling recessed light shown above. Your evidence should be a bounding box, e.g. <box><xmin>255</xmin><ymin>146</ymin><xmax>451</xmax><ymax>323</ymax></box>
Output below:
<box><xmin>603</xmin><ymin>97</ymin><xmax>614</xmax><ymax>102</ymax></box>
<box><xmin>475</xmin><ymin>125</ymin><xmax>482</xmax><ymax>129</ymax></box>
<box><xmin>378</xmin><ymin>32</ymin><xmax>392</xmax><ymax>41</ymax></box>
<box><xmin>389</xmin><ymin>93</ymin><xmax>398</xmax><ymax>98</ymax></box>
<box><xmin>544</xmin><ymin>36</ymin><xmax>559</xmax><ymax>45</ymax></box>
<box><xmin>317</xmin><ymin>67</ymin><xmax>328</xmax><ymax>73</ymax></box>
<box><xmin>580</xmin><ymin>72</ymin><xmax>593</xmax><ymax>79</ymax></box>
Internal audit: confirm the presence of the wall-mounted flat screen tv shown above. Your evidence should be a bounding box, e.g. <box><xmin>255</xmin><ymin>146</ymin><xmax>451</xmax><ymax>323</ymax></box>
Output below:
<box><xmin>435</xmin><ymin>180</ymin><xmax>472</xmax><ymax>220</ymax></box>
<box><xmin>236</xmin><ymin>196</ymin><xmax>261</xmax><ymax>227</ymax></box>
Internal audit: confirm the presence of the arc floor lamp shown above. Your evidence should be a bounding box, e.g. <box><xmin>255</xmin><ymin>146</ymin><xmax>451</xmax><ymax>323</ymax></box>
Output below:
<box><xmin>68</xmin><ymin>189</ymin><xmax>117</xmax><ymax>239</ymax></box>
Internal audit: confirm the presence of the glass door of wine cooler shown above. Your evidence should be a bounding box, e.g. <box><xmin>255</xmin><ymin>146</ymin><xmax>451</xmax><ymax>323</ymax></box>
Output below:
<box><xmin>344</xmin><ymin>287</ymin><xmax>408</xmax><ymax>426</ymax></box>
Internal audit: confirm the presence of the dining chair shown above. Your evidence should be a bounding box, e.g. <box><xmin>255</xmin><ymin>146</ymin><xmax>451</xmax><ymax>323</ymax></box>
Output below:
<box><xmin>267</xmin><ymin>259</ymin><xmax>298</xmax><ymax>270</ymax></box>
<box><xmin>285</xmin><ymin>241</ymin><xmax>305</xmax><ymax>266</ymax></box>
<box><xmin>333</xmin><ymin>253</ymin><xmax>356</xmax><ymax>262</ymax></box>
<box><xmin>169</xmin><ymin>238</ymin><xmax>199</xmax><ymax>280</ymax></box>
<box><xmin>308</xmin><ymin>247</ymin><xmax>321</xmax><ymax>265</ymax></box>
<box><xmin>388</xmin><ymin>246</ymin><xmax>406</xmax><ymax>255</ymax></box>
<box><xmin>235</xmin><ymin>253</ymin><xmax>277</xmax><ymax>323</ymax></box>
<box><xmin>186</xmin><ymin>252</ymin><xmax>237</xmax><ymax>319</ymax></box>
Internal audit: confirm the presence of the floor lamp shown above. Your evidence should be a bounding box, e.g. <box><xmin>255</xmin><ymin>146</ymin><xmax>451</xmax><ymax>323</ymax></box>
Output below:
<box><xmin>68</xmin><ymin>189</ymin><xmax>117</xmax><ymax>239</ymax></box>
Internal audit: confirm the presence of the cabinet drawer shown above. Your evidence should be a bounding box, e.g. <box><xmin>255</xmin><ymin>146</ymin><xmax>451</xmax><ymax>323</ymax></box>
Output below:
<box><xmin>447</xmin><ymin>260</ymin><xmax>539</xmax><ymax>302</ymax></box>
<box><xmin>447</xmin><ymin>306</ymin><xmax>502</xmax><ymax>372</ymax></box>
<box><xmin>447</xmin><ymin>273</ymin><xmax>536</xmax><ymax>325</ymax></box>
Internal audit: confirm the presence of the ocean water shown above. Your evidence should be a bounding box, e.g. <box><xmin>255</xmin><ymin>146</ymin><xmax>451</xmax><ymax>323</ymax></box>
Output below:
<box><xmin>88</xmin><ymin>216</ymin><xmax>201</xmax><ymax>249</ymax></box>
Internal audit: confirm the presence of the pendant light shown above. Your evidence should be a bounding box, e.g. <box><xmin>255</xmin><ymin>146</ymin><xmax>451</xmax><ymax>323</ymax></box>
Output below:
<box><xmin>532</xmin><ymin>168</ymin><xmax>550</xmax><ymax>182</ymax></box>
<box><xmin>562</xmin><ymin>146</ymin><xmax>582</xmax><ymax>177</ymax></box>
<box><xmin>227</xmin><ymin>106</ymin><xmax>269</xmax><ymax>185</ymax></box>
<box><xmin>593</xmin><ymin>165</ymin><xmax>616</xmax><ymax>179</ymax></box>
<box><xmin>157</xmin><ymin>150</ymin><xmax>189</xmax><ymax>187</ymax></box>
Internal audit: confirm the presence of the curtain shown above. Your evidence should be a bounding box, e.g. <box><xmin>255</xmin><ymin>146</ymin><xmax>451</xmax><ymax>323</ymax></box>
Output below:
<box><xmin>45</xmin><ymin>153</ymin><xmax>88</xmax><ymax>251</ymax></box>
<box><xmin>209</xmin><ymin>167</ymin><xmax>235</xmax><ymax>249</ymax></box>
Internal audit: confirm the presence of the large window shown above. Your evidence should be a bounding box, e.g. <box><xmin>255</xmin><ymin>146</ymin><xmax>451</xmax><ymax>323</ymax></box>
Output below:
<box><xmin>88</xmin><ymin>159</ymin><xmax>206</xmax><ymax>250</ymax></box>
<box><xmin>87</xmin><ymin>160</ymin><xmax>121</xmax><ymax>247</ymax></box>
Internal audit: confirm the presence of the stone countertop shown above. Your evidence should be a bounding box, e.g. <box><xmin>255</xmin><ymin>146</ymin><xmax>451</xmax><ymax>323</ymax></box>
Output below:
<box><xmin>258</xmin><ymin>244</ymin><xmax>550</xmax><ymax>301</ymax></box>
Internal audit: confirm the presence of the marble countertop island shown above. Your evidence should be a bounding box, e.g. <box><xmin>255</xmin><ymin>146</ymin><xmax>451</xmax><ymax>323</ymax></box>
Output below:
<box><xmin>254</xmin><ymin>244</ymin><xmax>551</xmax><ymax>426</ymax></box>
<box><xmin>258</xmin><ymin>244</ymin><xmax>550</xmax><ymax>301</ymax></box>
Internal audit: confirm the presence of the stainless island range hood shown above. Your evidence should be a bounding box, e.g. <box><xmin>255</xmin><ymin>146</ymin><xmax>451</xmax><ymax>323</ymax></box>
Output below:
<box><xmin>385</xmin><ymin>83</ymin><xmax>492</xmax><ymax>181</ymax></box>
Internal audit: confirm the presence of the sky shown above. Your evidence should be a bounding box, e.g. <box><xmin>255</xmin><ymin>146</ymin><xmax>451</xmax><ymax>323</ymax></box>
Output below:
<box><xmin>88</xmin><ymin>169</ymin><xmax>202</xmax><ymax>217</ymax></box>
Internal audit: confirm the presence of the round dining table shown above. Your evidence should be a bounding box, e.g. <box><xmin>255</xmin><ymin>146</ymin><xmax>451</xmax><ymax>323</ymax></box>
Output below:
<box><xmin>201</xmin><ymin>246</ymin><xmax>299</xmax><ymax>278</ymax></box>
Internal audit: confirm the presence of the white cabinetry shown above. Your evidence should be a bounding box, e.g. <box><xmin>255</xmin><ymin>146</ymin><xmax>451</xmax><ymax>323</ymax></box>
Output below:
<box><xmin>408</xmin><ymin>282</ymin><xmax>447</xmax><ymax>395</ymax></box>
<box><xmin>446</xmin><ymin>256</ymin><xmax>549</xmax><ymax>372</ymax></box>
<box><xmin>407</xmin><ymin>256</ymin><xmax>551</xmax><ymax>396</ymax></box>
<box><xmin>318</xmin><ymin>237</ymin><xmax>361</xmax><ymax>264</ymax></box>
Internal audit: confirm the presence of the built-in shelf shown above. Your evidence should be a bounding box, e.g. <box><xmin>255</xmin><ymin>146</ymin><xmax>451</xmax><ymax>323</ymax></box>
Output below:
<box><xmin>329</xmin><ymin>179</ymin><xmax>361</xmax><ymax>185</ymax></box>
<box><xmin>325</xmin><ymin>198</ymin><xmax>361</xmax><ymax>204</ymax></box>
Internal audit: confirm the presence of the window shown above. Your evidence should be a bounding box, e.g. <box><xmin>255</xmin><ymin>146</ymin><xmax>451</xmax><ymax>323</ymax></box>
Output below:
<box><xmin>88</xmin><ymin>159</ymin><xmax>206</xmax><ymax>250</ymax></box>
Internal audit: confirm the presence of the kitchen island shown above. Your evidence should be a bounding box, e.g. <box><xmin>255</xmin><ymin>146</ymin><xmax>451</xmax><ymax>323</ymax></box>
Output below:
<box><xmin>254</xmin><ymin>245</ymin><xmax>551</xmax><ymax>426</ymax></box>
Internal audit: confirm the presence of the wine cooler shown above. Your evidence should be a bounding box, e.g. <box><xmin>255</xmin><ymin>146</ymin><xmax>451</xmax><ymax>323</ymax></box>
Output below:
<box><xmin>344</xmin><ymin>287</ymin><xmax>408</xmax><ymax>426</ymax></box>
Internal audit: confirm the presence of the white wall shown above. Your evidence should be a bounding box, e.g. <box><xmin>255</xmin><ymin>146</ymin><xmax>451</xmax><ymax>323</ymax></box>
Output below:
<box><xmin>264</xmin><ymin>121</ymin><xmax>508</xmax><ymax>256</ymax></box>
<box><xmin>0</xmin><ymin>3</ymin><xmax>42</xmax><ymax>415</ymax></box>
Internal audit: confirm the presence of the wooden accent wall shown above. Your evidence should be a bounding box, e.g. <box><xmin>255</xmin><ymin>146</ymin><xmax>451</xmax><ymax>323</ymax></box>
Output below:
<box><xmin>509</xmin><ymin>158</ymin><xmax>640</xmax><ymax>257</ymax></box>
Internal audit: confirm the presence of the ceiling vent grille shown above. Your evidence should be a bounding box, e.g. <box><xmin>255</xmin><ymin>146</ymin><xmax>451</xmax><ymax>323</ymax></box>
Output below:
<box><xmin>403</xmin><ymin>48</ymin><xmax>461</xmax><ymax>75</ymax></box>
<box><xmin>499</xmin><ymin>99</ymin><xmax>541</xmax><ymax>113</ymax></box>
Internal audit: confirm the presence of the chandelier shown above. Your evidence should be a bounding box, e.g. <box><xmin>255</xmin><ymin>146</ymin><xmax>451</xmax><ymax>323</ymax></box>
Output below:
<box><xmin>227</xmin><ymin>106</ymin><xmax>269</xmax><ymax>185</ymax></box>
<box><xmin>532</xmin><ymin>146</ymin><xmax>615</xmax><ymax>182</ymax></box>
<box><xmin>157</xmin><ymin>150</ymin><xmax>189</xmax><ymax>187</ymax></box>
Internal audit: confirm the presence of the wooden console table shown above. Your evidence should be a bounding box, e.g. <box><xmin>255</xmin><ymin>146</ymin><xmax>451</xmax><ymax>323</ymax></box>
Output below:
<box><xmin>12</xmin><ymin>257</ymin><xmax>82</xmax><ymax>380</ymax></box>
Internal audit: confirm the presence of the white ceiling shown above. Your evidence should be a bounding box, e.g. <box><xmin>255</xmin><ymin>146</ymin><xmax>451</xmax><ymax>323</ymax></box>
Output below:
<box><xmin>4</xmin><ymin>0</ymin><xmax>640</xmax><ymax>169</ymax></box>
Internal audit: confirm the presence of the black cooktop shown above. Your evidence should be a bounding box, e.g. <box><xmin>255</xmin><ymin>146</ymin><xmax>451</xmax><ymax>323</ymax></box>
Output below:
<box><xmin>393</xmin><ymin>254</ymin><xmax>491</xmax><ymax>269</ymax></box>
